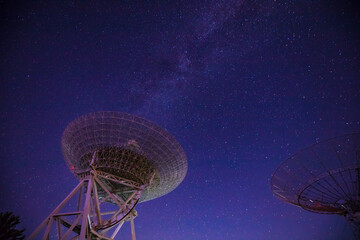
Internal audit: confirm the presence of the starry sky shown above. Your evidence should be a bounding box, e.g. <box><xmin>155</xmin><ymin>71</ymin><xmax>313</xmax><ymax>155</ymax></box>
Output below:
<box><xmin>0</xmin><ymin>1</ymin><xmax>359</xmax><ymax>239</ymax></box>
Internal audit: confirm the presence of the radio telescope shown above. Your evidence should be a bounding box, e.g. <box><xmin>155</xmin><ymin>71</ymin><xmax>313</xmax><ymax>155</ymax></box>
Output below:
<box><xmin>29</xmin><ymin>112</ymin><xmax>187</xmax><ymax>240</ymax></box>
<box><xmin>271</xmin><ymin>133</ymin><xmax>360</xmax><ymax>238</ymax></box>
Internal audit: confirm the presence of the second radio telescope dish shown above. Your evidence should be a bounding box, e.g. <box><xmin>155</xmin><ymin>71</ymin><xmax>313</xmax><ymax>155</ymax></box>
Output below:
<box><xmin>271</xmin><ymin>133</ymin><xmax>360</xmax><ymax>236</ymax></box>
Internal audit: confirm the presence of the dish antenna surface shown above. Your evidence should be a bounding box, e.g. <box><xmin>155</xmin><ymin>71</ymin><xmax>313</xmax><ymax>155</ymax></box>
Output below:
<box><xmin>30</xmin><ymin>112</ymin><xmax>187</xmax><ymax>240</ymax></box>
<box><xmin>271</xmin><ymin>133</ymin><xmax>360</xmax><ymax>238</ymax></box>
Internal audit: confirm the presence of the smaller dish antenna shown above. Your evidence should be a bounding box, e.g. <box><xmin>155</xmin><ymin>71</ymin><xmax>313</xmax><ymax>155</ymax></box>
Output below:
<box><xmin>271</xmin><ymin>133</ymin><xmax>360</xmax><ymax>238</ymax></box>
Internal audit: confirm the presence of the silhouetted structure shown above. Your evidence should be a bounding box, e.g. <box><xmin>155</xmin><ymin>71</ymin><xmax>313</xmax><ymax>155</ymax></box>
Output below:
<box><xmin>271</xmin><ymin>133</ymin><xmax>360</xmax><ymax>238</ymax></box>
<box><xmin>29</xmin><ymin>112</ymin><xmax>187</xmax><ymax>239</ymax></box>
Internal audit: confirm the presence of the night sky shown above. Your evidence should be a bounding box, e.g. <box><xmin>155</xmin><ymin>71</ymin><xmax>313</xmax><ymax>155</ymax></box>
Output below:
<box><xmin>1</xmin><ymin>1</ymin><xmax>360</xmax><ymax>239</ymax></box>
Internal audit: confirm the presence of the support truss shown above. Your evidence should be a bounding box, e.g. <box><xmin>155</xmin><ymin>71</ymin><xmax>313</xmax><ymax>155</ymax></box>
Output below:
<box><xmin>29</xmin><ymin>168</ymin><xmax>147</xmax><ymax>240</ymax></box>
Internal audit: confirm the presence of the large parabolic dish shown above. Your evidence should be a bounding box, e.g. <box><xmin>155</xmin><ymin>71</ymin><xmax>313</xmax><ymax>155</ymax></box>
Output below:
<box><xmin>270</xmin><ymin>133</ymin><xmax>360</xmax><ymax>236</ymax></box>
<box><xmin>30</xmin><ymin>112</ymin><xmax>188</xmax><ymax>239</ymax></box>
<box><xmin>61</xmin><ymin>111</ymin><xmax>188</xmax><ymax>202</ymax></box>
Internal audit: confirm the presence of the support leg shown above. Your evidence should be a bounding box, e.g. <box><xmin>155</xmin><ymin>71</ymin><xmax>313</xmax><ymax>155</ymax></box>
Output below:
<box><xmin>80</xmin><ymin>177</ymin><xmax>93</xmax><ymax>240</ymax></box>
<box><xmin>111</xmin><ymin>221</ymin><xmax>124</xmax><ymax>239</ymax></box>
<box><xmin>29</xmin><ymin>180</ymin><xmax>85</xmax><ymax>240</ymax></box>
<box><xmin>130</xmin><ymin>216</ymin><xmax>136</xmax><ymax>240</ymax></box>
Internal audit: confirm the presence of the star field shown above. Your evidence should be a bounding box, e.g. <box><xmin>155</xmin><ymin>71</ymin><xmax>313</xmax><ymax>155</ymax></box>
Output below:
<box><xmin>0</xmin><ymin>1</ymin><xmax>359</xmax><ymax>239</ymax></box>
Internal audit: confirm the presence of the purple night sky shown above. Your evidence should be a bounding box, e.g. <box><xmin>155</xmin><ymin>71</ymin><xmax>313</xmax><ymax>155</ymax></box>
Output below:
<box><xmin>1</xmin><ymin>1</ymin><xmax>359</xmax><ymax>239</ymax></box>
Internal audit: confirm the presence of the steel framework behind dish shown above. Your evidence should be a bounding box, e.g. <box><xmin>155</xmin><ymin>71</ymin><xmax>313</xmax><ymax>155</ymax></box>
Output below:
<box><xmin>271</xmin><ymin>133</ymin><xmax>360</xmax><ymax>238</ymax></box>
<box><xmin>29</xmin><ymin>112</ymin><xmax>187</xmax><ymax>240</ymax></box>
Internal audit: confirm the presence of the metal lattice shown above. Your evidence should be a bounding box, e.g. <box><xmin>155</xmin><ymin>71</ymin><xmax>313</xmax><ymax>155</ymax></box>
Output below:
<box><xmin>30</xmin><ymin>112</ymin><xmax>187</xmax><ymax>240</ymax></box>
<box><xmin>61</xmin><ymin>111</ymin><xmax>188</xmax><ymax>202</ymax></box>
<box><xmin>270</xmin><ymin>133</ymin><xmax>360</xmax><ymax>236</ymax></box>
